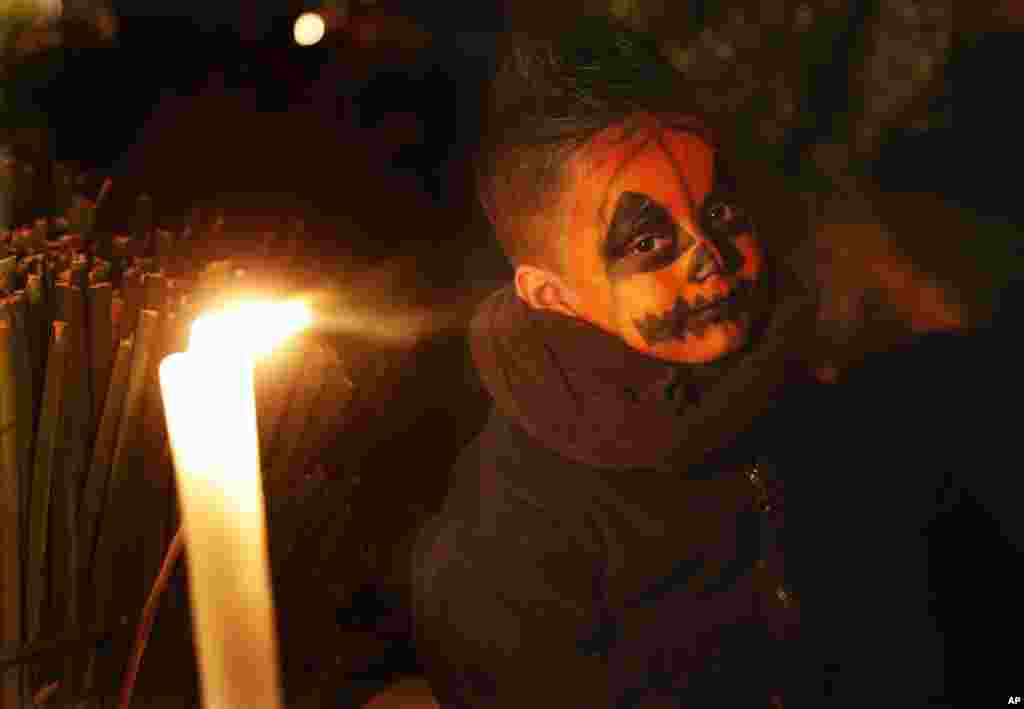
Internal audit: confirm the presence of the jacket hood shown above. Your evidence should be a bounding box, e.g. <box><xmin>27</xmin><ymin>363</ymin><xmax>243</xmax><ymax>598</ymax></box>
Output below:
<box><xmin>469</xmin><ymin>262</ymin><xmax>817</xmax><ymax>471</ymax></box>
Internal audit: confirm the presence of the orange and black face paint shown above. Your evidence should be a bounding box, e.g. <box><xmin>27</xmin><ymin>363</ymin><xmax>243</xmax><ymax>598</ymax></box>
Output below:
<box><xmin>558</xmin><ymin>116</ymin><xmax>765</xmax><ymax>364</ymax></box>
<box><xmin>603</xmin><ymin>192</ymin><xmax>693</xmax><ymax>278</ymax></box>
<box><xmin>598</xmin><ymin>135</ymin><xmax>751</xmax><ymax>276</ymax></box>
<box><xmin>695</xmin><ymin>153</ymin><xmax>752</xmax><ymax>272</ymax></box>
<box><xmin>633</xmin><ymin>277</ymin><xmax>758</xmax><ymax>346</ymax></box>
<box><xmin>597</xmin><ymin>141</ymin><xmax>759</xmax><ymax>346</ymax></box>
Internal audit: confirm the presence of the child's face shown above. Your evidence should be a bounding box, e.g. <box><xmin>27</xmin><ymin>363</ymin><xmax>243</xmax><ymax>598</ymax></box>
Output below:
<box><xmin>556</xmin><ymin>116</ymin><xmax>766</xmax><ymax>364</ymax></box>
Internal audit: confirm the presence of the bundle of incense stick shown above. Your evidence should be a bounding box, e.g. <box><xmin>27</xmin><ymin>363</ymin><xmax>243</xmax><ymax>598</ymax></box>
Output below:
<box><xmin>1</xmin><ymin>187</ymin><xmax>353</xmax><ymax>708</ymax></box>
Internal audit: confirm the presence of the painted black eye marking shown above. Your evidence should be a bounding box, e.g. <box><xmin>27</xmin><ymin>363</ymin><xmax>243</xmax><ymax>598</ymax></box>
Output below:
<box><xmin>699</xmin><ymin>192</ymin><xmax>749</xmax><ymax>276</ymax></box>
<box><xmin>699</xmin><ymin>155</ymin><xmax>754</xmax><ymax>240</ymax></box>
<box><xmin>603</xmin><ymin>153</ymin><xmax>754</xmax><ymax>279</ymax></box>
<box><xmin>605</xmin><ymin>192</ymin><xmax>677</xmax><ymax>258</ymax></box>
<box><xmin>605</xmin><ymin>192</ymin><xmax>693</xmax><ymax>277</ymax></box>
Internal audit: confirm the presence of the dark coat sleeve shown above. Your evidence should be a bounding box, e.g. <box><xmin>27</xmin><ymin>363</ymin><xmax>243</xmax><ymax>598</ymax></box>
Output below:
<box><xmin>408</xmin><ymin>430</ymin><xmax>695</xmax><ymax>709</ymax></box>
<box><xmin>409</xmin><ymin>466</ymin><xmax>615</xmax><ymax>707</ymax></box>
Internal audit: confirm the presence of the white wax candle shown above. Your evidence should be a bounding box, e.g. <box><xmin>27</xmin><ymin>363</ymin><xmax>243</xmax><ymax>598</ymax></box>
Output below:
<box><xmin>159</xmin><ymin>300</ymin><xmax>309</xmax><ymax>709</ymax></box>
<box><xmin>160</xmin><ymin>349</ymin><xmax>282</xmax><ymax>709</ymax></box>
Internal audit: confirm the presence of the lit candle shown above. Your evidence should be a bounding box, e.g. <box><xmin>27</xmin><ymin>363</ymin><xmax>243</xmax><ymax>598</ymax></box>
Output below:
<box><xmin>159</xmin><ymin>300</ymin><xmax>312</xmax><ymax>709</ymax></box>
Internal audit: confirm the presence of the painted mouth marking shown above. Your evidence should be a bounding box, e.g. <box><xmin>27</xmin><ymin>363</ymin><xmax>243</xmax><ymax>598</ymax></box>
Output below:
<box><xmin>634</xmin><ymin>278</ymin><xmax>755</xmax><ymax>346</ymax></box>
<box><xmin>693</xmin><ymin>290</ymin><xmax>734</xmax><ymax>313</ymax></box>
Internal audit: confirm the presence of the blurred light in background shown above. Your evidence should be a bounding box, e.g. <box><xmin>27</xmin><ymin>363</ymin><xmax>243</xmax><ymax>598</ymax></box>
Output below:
<box><xmin>36</xmin><ymin>0</ymin><xmax>61</xmax><ymax>18</ymax></box>
<box><xmin>293</xmin><ymin>11</ymin><xmax>325</xmax><ymax>46</ymax></box>
<box><xmin>1</xmin><ymin>0</ymin><xmax>62</xmax><ymax>19</ymax></box>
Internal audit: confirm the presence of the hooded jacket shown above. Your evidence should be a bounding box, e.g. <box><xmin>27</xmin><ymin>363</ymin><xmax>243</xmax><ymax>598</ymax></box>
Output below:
<box><xmin>409</xmin><ymin>260</ymin><xmax>834</xmax><ymax>708</ymax></box>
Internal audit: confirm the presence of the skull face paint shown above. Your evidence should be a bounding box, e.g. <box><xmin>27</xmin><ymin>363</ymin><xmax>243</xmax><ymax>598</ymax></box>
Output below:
<box><xmin>558</xmin><ymin>116</ymin><xmax>765</xmax><ymax>364</ymax></box>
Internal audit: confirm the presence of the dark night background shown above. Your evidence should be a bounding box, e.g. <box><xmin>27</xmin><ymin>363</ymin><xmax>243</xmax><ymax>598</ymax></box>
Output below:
<box><xmin>4</xmin><ymin>1</ymin><xmax>1023</xmax><ymax>706</ymax></box>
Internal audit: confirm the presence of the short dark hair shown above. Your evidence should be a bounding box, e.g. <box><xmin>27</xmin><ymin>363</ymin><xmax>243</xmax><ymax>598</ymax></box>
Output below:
<box><xmin>476</xmin><ymin>16</ymin><xmax>708</xmax><ymax>272</ymax></box>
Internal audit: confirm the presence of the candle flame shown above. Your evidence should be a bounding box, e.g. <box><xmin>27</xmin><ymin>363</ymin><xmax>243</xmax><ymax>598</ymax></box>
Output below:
<box><xmin>188</xmin><ymin>299</ymin><xmax>312</xmax><ymax>359</ymax></box>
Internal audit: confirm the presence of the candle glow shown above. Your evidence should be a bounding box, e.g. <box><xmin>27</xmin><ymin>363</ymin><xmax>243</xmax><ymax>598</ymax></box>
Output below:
<box><xmin>189</xmin><ymin>299</ymin><xmax>312</xmax><ymax>358</ymax></box>
<box><xmin>159</xmin><ymin>298</ymin><xmax>312</xmax><ymax>709</ymax></box>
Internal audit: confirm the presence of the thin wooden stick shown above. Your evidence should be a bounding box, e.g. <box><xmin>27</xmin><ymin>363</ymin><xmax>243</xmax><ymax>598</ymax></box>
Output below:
<box><xmin>25</xmin><ymin>273</ymin><xmax>46</xmax><ymax>424</ymax></box>
<box><xmin>89</xmin><ymin>310</ymin><xmax>161</xmax><ymax>701</ymax></box>
<box><xmin>78</xmin><ymin>338</ymin><xmax>133</xmax><ymax>577</ymax></box>
<box><xmin>20</xmin><ymin>529</ymin><xmax>184</xmax><ymax>708</ymax></box>
<box><xmin>25</xmin><ymin>321</ymin><xmax>69</xmax><ymax>646</ymax></box>
<box><xmin>88</xmin><ymin>282</ymin><xmax>114</xmax><ymax>426</ymax></box>
<box><xmin>0</xmin><ymin>620</ymin><xmax>126</xmax><ymax>670</ymax></box>
<box><xmin>135</xmin><ymin>303</ymin><xmax>173</xmax><ymax>605</ymax></box>
<box><xmin>142</xmin><ymin>272</ymin><xmax>166</xmax><ymax>312</ymax></box>
<box><xmin>25</xmin><ymin>319</ymin><xmax>67</xmax><ymax>697</ymax></box>
<box><xmin>54</xmin><ymin>284</ymin><xmax>88</xmax><ymax>705</ymax></box>
<box><xmin>118</xmin><ymin>267</ymin><xmax>143</xmax><ymax>344</ymax></box>
<box><xmin>4</xmin><ymin>294</ymin><xmax>33</xmax><ymax>698</ymax></box>
<box><xmin>0</xmin><ymin>317</ymin><xmax>23</xmax><ymax>709</ymax></box>
<box><xmin>60</xmin><ymin>445</ymin><xmax>79</xmax><ymax>707</ymax></box>
<box><xmin>118</xmin><ymin>526</ymin><xmax>183</xmax><ymax>709</ymax></box>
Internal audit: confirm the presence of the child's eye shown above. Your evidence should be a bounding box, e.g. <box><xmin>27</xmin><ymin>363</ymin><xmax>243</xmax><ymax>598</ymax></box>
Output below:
<box><xmin>702</xmin><ymin>198</ymin><xmax>750</xmax><ymax>237</ymax></box>
<box><xmin>629</xmin><ymin>233</ymin><xmax>672</xmax><ymax>255</ymax></box>
<box><xmin>706</xmin><ymin>202</ymin><xmax>735</xmax><ymax>224</ymax></box>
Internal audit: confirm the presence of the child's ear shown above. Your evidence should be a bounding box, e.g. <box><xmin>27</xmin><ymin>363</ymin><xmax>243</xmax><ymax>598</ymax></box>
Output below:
<box><xmin>514</xmin><ymin>265</ymin><xmax>579</xmax><ymax>318</ymax></box>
